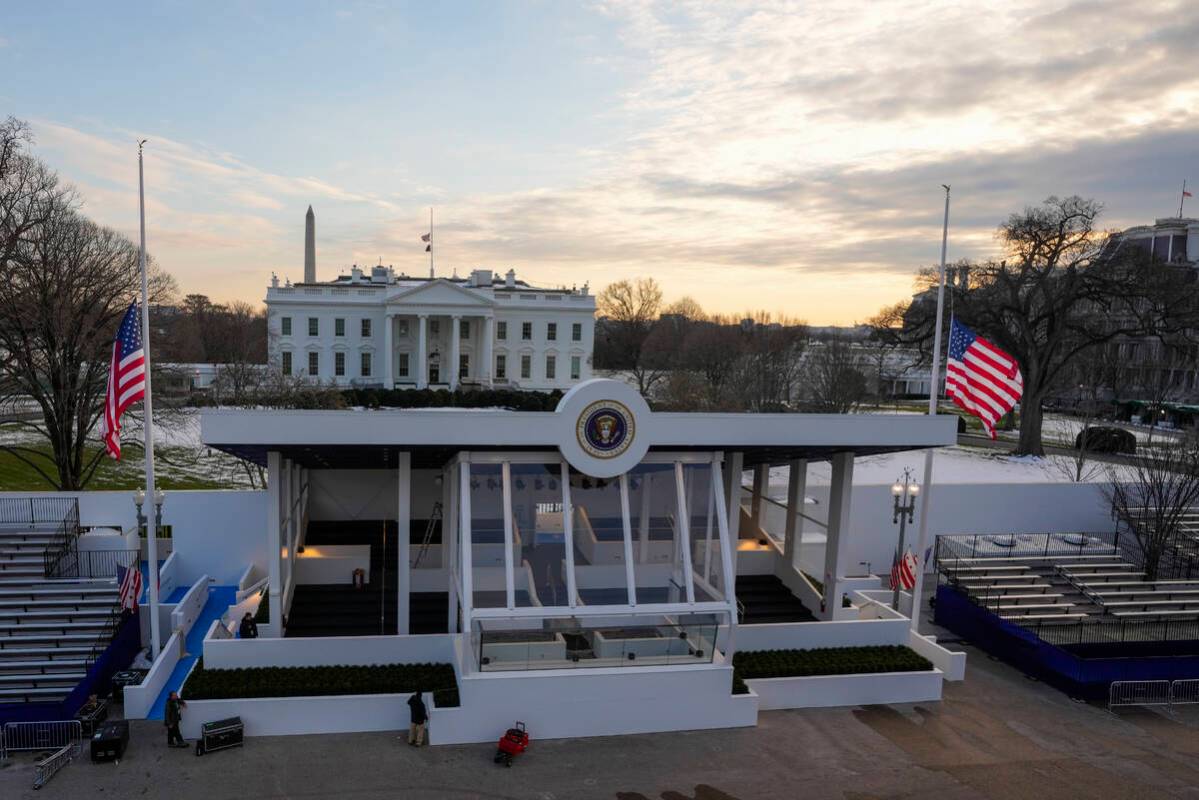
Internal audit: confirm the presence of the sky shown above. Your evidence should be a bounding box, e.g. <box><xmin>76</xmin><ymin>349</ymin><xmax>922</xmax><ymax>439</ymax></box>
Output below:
<box><xmin>2</xmin><ymin>1</ymin><xmax>1197</xmax><ymax>325</ymax></box>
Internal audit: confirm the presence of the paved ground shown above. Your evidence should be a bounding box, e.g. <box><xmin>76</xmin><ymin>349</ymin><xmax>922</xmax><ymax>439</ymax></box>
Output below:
<box><xmin>3</xmin><ymin>645</ymin><xmax>1198</xmax><ymax>800</ymax></box>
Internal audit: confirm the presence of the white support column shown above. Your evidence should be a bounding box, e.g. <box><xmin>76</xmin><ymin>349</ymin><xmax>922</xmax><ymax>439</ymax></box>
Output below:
<box><xmin>710</xmin><ymin>455</ymin><xmax>738</xmax><ymax>659</ymax></box>
<box><xmin>674</xmin><ymin>462</ymin><xmax>696</xmax><ymax>604</ymax></box>
<box><xmin>266</xmin><ymin>452</ymin><xmax>283</xmax><ymax>634</ymax></box>
<box><xmin>750</xmin><ymin>464</ymin><xmax>767</xmax><ymax>529</ymax></box>
<box><xmin>784</xmin><ymin>458</ymin><xmax>807</xmax><ymax>572</ymax></box>
<box><xmin>280</xmin><ymin>459</ymin><xmax>292</xmax><ymax>601</ymax></box>
<box><xmin>702</xmin><ymin>472</ymin><xmax>715</xmax><ymax>586</ymax></box>
<box><xmin>559</xmin><ymin>463</ymin><xmax>578</xmax><ymax>608</ymax></box>
<box><xmin>459</xmin><ymin>459</ymin><xmax>473</xmax><ymax>632</ymax></box>
<box><xmin>638</xmin><ymin>474</ymin><xmax>651</xmax><ymax>564</ymax></box>
<box><xmin>724</xmin><ymin>451</ymin><xmax>744</xmax><ymax>574</ymax></box>
<box><xmin>450</xmin><ymin>314</ymin><xmax>461</xmax><ymax>391</ymax></box>
<box><xmin>619</xmin><ymin>474</ymin><xmax>637</xmax><ymax>605</ymax></box>
<box><xmin>383</xmin><ymin>314</ymin><xmax>394</xmax><ymax>388</ymax></box>
<box><xmin>397</xmin><ymin>452</ymin><xmax>411</xmax><ymax>634</ymax></box>
<box><xmin>501</xmin><ymin>462</ymin><xmax>515</xmax><ymax>609</ymax></box>
<box><xmin>481</xmin><ymin>316</ymin><xmax>494</xmax><ymax>386</ymax></box>
<box><xmin>445</xmin><ymin>463</ymin><xmax>458</xmax><ymax>632</ymax></box>
<box><xmin>417</xmin><ymin>314</ymin><xmax>428</xmax><ymax>389</ymax></box>
<box><xmin>822</xmin><ymin>451</ymin><xmax>855</xmax><ymax>621</ymax></box>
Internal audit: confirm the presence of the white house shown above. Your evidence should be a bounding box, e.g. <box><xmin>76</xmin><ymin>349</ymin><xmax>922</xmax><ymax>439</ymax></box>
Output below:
<box><xmin>265</xmin><ymin>208</ymin><xmax>596</xmax><ymax>391</ymax></box>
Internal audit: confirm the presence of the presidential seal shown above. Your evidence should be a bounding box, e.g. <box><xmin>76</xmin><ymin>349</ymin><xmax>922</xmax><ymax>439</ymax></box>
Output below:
<box><xmin>576</xmin><ymin>399</ymin><xmax>634</xmax><ymax>459</ymax></box>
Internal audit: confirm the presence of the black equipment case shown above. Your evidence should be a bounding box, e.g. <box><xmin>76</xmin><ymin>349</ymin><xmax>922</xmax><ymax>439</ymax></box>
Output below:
<box><xmin>110</xmin><ymin>669</ymin><xmax>147</xmax><ymax>701</ymax></box>
<box><xmin>90</xmin><ymin>720</ymin><xmax>130</xmax><ymax>763</ymax></box>
<box><xmin>195</xmin><ymin>716</ymin><xmax>244</xmax><ymax>756</ymax></box>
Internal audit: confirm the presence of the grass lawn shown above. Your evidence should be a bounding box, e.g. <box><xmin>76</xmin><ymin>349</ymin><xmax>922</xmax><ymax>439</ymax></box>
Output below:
<box><xmin>0</xmin><ymin>441</ymin><xmax>241</xmax><ymax>491</ymax></box>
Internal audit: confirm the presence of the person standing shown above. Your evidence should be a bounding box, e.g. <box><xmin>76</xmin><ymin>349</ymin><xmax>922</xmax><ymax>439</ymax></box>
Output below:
<box><xmin>407</xmin><ymin>691</ymin><xmax>428</xmax><ymax>747</ymax></box>
<box><xmin>165</xmin><ymin>690</ymin><xmax>188</xmax><ymax>748</ymax></box>
<box><xmin>239</xmin><ymin>612</ymin><xmax>259</xmax><ymax>639</ymax></box>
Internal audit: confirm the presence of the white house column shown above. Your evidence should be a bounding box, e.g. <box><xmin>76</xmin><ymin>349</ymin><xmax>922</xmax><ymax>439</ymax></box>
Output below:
<box><xmin>417</xmin><ymin>314</ymin><xmax>428</xmax><ymax>389</ymax></box>
<box><xmin>784</xmin><ymin>458</ymin><xmax>807</xmax><ymax>572</ymax></box>
<box><xmin>266</xmin><ymin>451</ymin><xmax>283</xmax><ymax>634</ymax></box>
<box><xmin>822</xmin><ymin>451</ymin><xmax>855</xmax><ymax>621</ymax></box>
<box><xmin>450</xmin><ymin>314</ymin><xmax>461</xmax><ymax>391</ymax></box>
<box><xmin>397</xmin><ymin>452</ymin><xmax>411</xmax><ymax>634</ymax></box>
<box><xmin>383</xmin><ymin>313</ymin><xmax>394</xmax><ymax>388</ymax></box>
<box><xmin>481</xmin><ymin>316</ymin><xmax>493</xmax><ymax>386</ymax></box>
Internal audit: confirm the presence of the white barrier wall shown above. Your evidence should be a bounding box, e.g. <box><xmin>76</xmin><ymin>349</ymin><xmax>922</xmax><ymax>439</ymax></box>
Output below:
<box><xmin>746</xmin><ymin>669</ymin><xmax>943</xmax><ymax>710</ymax></box>
<box><xmin>124</xmin><ymin>631</ymin><xmax>183</xmax><ymax>719</ymax></box>
<box><xmin>203</xmin><ymin>632</ymin><xmax>456</xmax><ymax>670</ymax></box>
<box><xmin>171</xmin><ymin>575</ymin><xmax>210</xmax><ymax>637</ymax></box>
<box><xmin>0</xmin><ymin>490</ymin><xmax>266</xmax><ymax>587</ymax></box>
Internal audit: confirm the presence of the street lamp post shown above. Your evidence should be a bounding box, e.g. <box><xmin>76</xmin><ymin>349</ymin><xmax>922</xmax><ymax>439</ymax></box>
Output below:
<box><xmin>891</xmin><ymin>468</ymin><xmax>920</xmax><ymax>611</ymax></box>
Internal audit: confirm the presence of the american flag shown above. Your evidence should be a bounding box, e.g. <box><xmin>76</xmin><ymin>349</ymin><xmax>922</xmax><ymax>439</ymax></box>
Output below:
<box><xmin>118</xmin><ymin>563</ymin><xmax>143</xmax><ymax>612</ymax></box>
<box><xmin>890</xmin><ymin>548</ymin><xmax>917</xmax><ymax>591</ymax></box>
<box><xmin>945</xmin><ymin>319</ymin><xmax>1023</xmax><ymax>439</ymax></box>
<box><xmin>98</xmin><ymin>302</ymin><xmax>147</xmax><ymax>459</ymax></box>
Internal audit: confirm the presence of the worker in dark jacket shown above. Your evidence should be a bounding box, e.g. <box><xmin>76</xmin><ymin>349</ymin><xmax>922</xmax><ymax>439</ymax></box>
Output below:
<box><xmin>238</xmin><ymin>612</ymin><xmax>259</xmax><ymax>639</ymax></box>
<box><xmin>165</xmin><ymin>690</ymin><xmax>188</xmax><ymax>748</ymax></box>
<box><xmin>407</xmin><ymin>691</ymin><xmax>428</xmax><ymax>747</ymax></box>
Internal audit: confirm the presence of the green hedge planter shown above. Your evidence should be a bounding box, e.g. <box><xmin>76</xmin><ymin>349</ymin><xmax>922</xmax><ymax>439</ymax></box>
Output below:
<box><xmin>183</xmin><ymin>660</ymin><xmax>459</xmax><ymax>707</ymax></box>
<box><xmin>731</xmin><ymin>646</ymin><xmax>933</xmax><ymax>694</ymax></box>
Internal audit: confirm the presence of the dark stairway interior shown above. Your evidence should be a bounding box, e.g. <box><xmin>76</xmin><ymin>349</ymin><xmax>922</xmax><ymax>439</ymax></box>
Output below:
<box><xmin>286</xmin><ymin>519</ymin><xmax>450</xmax><ymax>637</ymax></box>
<box><xmin>734</xmin><ymin>574</ymin><xmax>816</xmax><ymax>624</ymax></box>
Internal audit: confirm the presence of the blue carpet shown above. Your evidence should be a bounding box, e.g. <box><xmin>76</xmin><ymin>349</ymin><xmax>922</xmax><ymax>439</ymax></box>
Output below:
<box><xmin>147</xmin><ymin>585</ymin><xmax>238</xmax><ymax>720</ymax></box>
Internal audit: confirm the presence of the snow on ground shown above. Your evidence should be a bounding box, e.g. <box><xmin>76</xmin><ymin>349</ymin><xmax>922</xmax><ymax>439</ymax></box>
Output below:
<box><xmin>996</xmin><ymin>413</ymin><xmax>1184</xmax><ymax>446</ymax></box>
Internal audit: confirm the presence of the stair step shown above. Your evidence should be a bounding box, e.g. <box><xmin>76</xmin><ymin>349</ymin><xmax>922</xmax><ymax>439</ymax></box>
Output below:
<box><xmin>0</xmin><ymin>672</ymin><xmax>85</xmax><ymax>687</ymax></box>
<box><xmin>0</xmin><ymin>686</ymin><xmax>71</xmax><ymax>700</ymax></box>
<box><xmin>0</xmin><ymin>646</ymin><xmax>94</xmax><ymax>659</ymax></box>
<box><xmin>0</xmin><ymin>659</ymin><xmax>89</xmax><ymax>672</ymax></box>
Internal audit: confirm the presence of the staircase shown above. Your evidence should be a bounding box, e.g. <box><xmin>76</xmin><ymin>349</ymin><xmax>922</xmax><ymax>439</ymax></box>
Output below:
<box><xmin>0</xmin><ymin>529</ymin><xmax>121</xmax><ymax>705</ymax></box>
<box><xmin>287</xmin><ymin>519</ymin><xmax>448</xmax><ymax>637</ymax></box>
<box><xmin>735</xmin><ymin>575</ymin><xmax>816</xmax><ymax>624</ymax></box>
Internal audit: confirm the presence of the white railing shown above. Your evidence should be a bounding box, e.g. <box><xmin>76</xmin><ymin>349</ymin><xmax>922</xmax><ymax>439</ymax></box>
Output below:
<box><xmin>1</xmin><ymin>720</ymin><xmax>82</xmax><ymax>760</ymax></box>
<box><xmin>1170</xmin><ymin>678</ymin><xmax>1199</xmax><ymax>705</ymax></box>
<box><xmin>1109</xmin><ymin>679</ymin><xmax>1171</xmax><ymax>708</ymax></box>
<box><xmin>33</xmin><ymin>742</ymin><xmax>75</xmax><ymax>789</ymax></box>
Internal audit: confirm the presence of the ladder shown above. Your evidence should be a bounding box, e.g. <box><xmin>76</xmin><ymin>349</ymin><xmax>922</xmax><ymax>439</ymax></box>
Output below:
<box><xmin>413</xmin><ymin>502</ymin><xmax>442</xmax><ymax>568</ymax></box>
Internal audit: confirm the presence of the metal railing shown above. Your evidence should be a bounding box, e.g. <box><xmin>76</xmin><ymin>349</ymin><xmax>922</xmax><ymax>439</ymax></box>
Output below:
<box><xmin>42</xmin><ymin>503</ymin><xmax>81</xmax><ymax>579</ymax></box>
<box><xmin>1109</xmin><ymin>680</ymin><xmax>1170</xmax><ymax>708</ymax></box>
<box><xmin>1170</xmin><ymin>678</ymin><xmax>1199</xmax><ymax>705</ymax></box>
<box><xmin>934</xmin><ymin>531</ymin><xmax>1121</xmax><ymax>565</ymax></box>
<box><xmin>64</xmin><ymin>549</ymin><xmax>139</xmax><ymax>581</ymax></box>
<box><xmin>0</xmin><ymin>497</ymin><xmax>78</xmax><ymax>528</ymax></box>
<box><xmin>0</xmin><ymin>720</ymin><xmax>82</xmax><ymax>760</ymax></box>
<box><xmin>33</xmin><ymin>743</ymin><xmax>74</xmax><ymax>789</ymax></box>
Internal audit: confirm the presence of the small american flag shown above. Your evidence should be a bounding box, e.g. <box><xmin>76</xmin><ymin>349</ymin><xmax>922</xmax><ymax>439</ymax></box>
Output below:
<box><xmin>890</xmin><ymin>549</ymin><xmax>917</xmax><ymax>591</ymax></box>
<box><xmin>98</xmin><ymin>302</ymin><xmax>147</xmax><ymax>459</ymax></box>
<box><xmin>945</xmin><ymin>319</ymin><xmax>1023</xmax><ymax>439</ymax></box>
<box><xmin>118</xmin><ymin>564</ymin><xmax>143</xmax><ymax>612</ymax></box>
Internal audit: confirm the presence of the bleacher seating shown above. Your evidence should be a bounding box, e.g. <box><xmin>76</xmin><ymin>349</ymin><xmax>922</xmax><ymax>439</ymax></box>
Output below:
<box><xmin>0</xmin><ymin>529</ymin><xmax>121</xmax><ymax>705</ymax></box>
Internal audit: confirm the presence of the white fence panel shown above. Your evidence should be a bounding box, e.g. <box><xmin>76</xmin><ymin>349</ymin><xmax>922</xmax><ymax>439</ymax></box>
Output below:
<box><xmin>1108</xmin><ymin>680</ymin><xmax>1171</xmax><ymax>708</ymax></box>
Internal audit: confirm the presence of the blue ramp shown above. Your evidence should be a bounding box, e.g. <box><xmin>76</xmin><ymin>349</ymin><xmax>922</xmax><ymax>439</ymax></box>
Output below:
<box><xmin>147</xmin><ymin>585</ymin><xmax>238</xmax><ymax>720</ymax></box>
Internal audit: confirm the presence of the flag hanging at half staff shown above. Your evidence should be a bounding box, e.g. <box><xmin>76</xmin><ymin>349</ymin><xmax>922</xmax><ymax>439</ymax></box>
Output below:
<box><xmin>945</xmin><ymin>319</ymin><xmax>1023</xmax><ymax>439</ymax></box>
<box><xmin>99</xmin><ymin>301</ymin><xmax>147</xmax><ymax>460</ymax></box>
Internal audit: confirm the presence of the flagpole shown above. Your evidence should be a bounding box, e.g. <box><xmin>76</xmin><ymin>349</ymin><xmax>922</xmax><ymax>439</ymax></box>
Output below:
<box><xmin>138</xmin><ymin>141</ymin><xmax>162</xmax><ymax>660</ymax></box>
<box><xmin>1181</xmin><ymin>180</ymin><xmax>1188</xmax><ymax>219</ymax></box>
<box><xmin>428</xmin><ymin>206</ymin><xmax>434</xmax><ymax>279</ymax></box>
<box><xmin>908</xmin><ymin>184</ymin><xmax>950</xmax><ymax>632</ymax></box>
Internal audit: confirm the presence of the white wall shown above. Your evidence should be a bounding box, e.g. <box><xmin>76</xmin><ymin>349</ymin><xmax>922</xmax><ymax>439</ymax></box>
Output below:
<box><xmin>124</xmin><ymin>631</ymin><xmax>183</xmax><ymax>719</ymax></box>
<box><xmin>171</xmin><ymin>575</ymin><xmax>210</xmax><ymax>637</ymax></box>
<box><xmin>746</xmin><ymin>669</ymin><xmax>943</xmax><ymax>710</ymax></box>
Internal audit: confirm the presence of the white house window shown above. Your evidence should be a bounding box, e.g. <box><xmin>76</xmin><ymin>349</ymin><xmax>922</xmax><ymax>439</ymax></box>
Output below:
<box><xmin>398</xmin><ymin>352</ymin><xmax>410</xmax><ymax>377</ymax></box>
<box><xmin>572</xmin><ymin>322</ymin><xmax>582</xmax><ymax>342</ymax></box>
<box><xmin>281</xmin><ymin>317</ymin><xmax>292</xmax><ymax>336</ymax></box>
<box><xmin>495</xmin><ymin>354</ymin><xmax>507</xmax><ymax>380</ymax></box>
<box><xmin>546</xmin><ymin>354</ymin><xmax>556</xmax><ymax>380</ymax></box>
<box><xmin>570</xmin><ymin>355</ymin><xmax>581</xmax><ymax>380</ymax></box>
<box><xmin>308</xmin><ymin>351</ymin><xmax>319</xmax><ymax>376</ymax></box>
<box><xmin>459</xmin><ymin>353</ymin><xmax>469</xmax><ymax>379</ymax></box>
<box><xmin>430</xmin><ymin>319</ymin><xmax>440</xmax><ymax>336</ymax></box>
<box><xmin>334</xmin><ymin>351</ymin><xmax>345</xmax><ymax>376</ymax></box>
<box><xmin>361</xmin><ymin>319</ymin><xmax>372</xmax><ymax>337</ymax></box>
<box><xmin>360</xmin><ymin>351</ymin><xmax>372</xmax><ymax>377</ymax></box>
<box><xmin>308</xmin><ymin>317</ymin><xmax>319</xmax><ymax>336</ymax></box>
<box><xmin>459</xmin><ymin>319</ymin><xmax>470</xmax><ymax>340</ymax></box>
<box><xmin>335</xmin><ymin>318</ymin><xmax>346</xmax><ymax>337</ymax></box>
<box><xmin>521</xmin><ymin>322</ymin><xmax>532</xmax><ymax>340</ymax></box>
<box><xmin>496</xmin><ymin>321</ymin><xmax>507</xmax><ymax>340</ymax></box>
<box><xmin>547</xmin><ymin>322</ymin><xmax>557</xmax><ymax>341</ymax></box>
<box><xmin>520</xmin><ymin>354</ymin><xmax>531</xmax><ymax>380</ymax></box>
<box><xmin>398</xmin><ymin>318</ymin><xmax>409</xmax><ymax>337</ymax></box>
<box><xmin>281</xmin><ymin>351</ymin><xmax>293</xmax><ymax>375</ymax></box>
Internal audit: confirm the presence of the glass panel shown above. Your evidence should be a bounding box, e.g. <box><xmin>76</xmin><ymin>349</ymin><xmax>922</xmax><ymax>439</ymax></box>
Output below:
<box><xmin>569</xmin><ymin>470</ymin><xmax>628</xmax><ymax>607</ymax></box>
<box><xmin>684</xmin><ymin>463</ymin><xmax>724</xmax><ymax>601</ymax></box>
<box><xmin>627</xmin><ymin>463</ymin><xmax>685</xmax><ymax>605</ymax></box>
<box><xmin>473</xmin><ymin>613</ymin><xmax>724</xmax><ymax>672</ymax></box>
<box><xmin>512</xmin><ymin>463</ymin><xmax>568</xmax><ymax>608</ymax></box>
<box><xmin>468</xmin><ymin>463</ymin><xmax>507</xmax><ymax>609</ymax></box>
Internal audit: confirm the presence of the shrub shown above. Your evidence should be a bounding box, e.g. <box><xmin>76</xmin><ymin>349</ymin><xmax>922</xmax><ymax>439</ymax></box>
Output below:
<box><xmin>731</xmin><ymin>645</ymin><xmax>932</xmax><ymax>690</ymax></box>
<box><xmin>182</xmin><ymin>660</ymin><xmax>459</xmax><ymax>707</ymax></box>
<box><xmin>1076</xmin><ymin>426</ymin><xmax>1136</xmax><ymax>455</ymax></box>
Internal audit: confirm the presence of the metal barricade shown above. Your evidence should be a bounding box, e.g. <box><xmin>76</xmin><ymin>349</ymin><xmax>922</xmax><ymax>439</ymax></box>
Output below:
<box><xmin>33</xmin><ymin>743</ymin><xmax>74</xmax><ymax>790</ymax></box>
<box><xmin>1169</xmin><ymin>679</ymin><xmax>1199</xmax><ymax>705</ymax></box>
<box><xmin>1108</xmin><ymin>680</ymin><xmax>1171</xmax><ymax>709</ymax></box>
<box><xmin>1</xmin><ymin>720</ymin><xmax>83</xmax><ymax>759</ymax></box>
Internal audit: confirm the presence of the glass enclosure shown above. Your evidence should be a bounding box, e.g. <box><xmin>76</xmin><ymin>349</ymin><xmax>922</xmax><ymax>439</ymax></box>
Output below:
<box><xmin>471</xmin><ymin>613</ymin><xmax>725</xmax><ymax>672</ymax></box>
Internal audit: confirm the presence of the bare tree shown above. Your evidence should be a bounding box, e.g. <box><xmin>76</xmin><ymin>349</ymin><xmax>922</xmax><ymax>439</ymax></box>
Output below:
<box><xmin>803</xmin><ymin>337</ymin><xmax>869</xmax><ymax>413</ymax></box>
<box><xmin>1105</xmin><ymin>435</ymin><xmax>1199</xmax><ymax>581</ymax></box>
<box><xmin>596</xmin><ymin>277</ymin><xmax>665</xmax><ymax>395</ymax></box>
